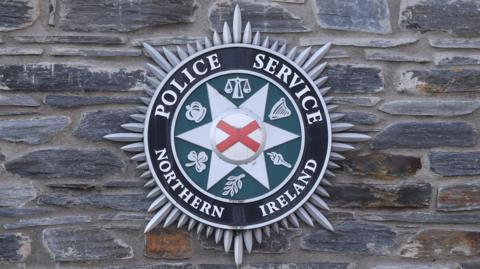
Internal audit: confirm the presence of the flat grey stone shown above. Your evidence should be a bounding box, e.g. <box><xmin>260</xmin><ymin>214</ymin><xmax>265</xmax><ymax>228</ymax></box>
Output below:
<box><xmin>0</xmin><ymin>63</ymin><xmax>145</xmax><ymax>92</ymax></box>
<box><xmin>324</xmin><ymin>49</ymin><xmax>349</xmax><ymax>59</ymax></box>
<box><xmin>15</xmin><ymin>35</ymin><xmax>126</xmax><ymax>44</ymax></box>
<box><xmin>209</xmin><ymin>0</ymin><xmax>309</xmax><ymax>33</ymax></box>
<box><xmin>44</xmin><ymin>95</ymin><xmax>139</xmax><ymax>108</ymax></box>
<box><xmin>301</xmin><ymin>221</ymin><xmax>396</xmax><ymax>255</ymax></box>
<box><xmin>399</xmin><ymin>69</ymin><xmax>480</xmax><ymax>94</ymax></box>
<box><xmin>0</xmin><ymin>233</ymin><xmax>30</xmax><ymax>262</ymax></box>
<box><xmin>361</xmin><ymin>212</ymin><xmax>480</xmax><ymax>224</ymax></box>
<box><xmin>43</xmin><ymin>227</ymin><xmax>133</xmax><ymax>261</ymax></box>
<box><xmin>400</xmin><ymin>0</ymin><xmax>480</xmax><ymax>37</ymax></box>
<box><xmin>300</xmin><ymin>37</ymin><xmax>418</xmax><ymax>48</ymax></box>
<box><xmin>333</xmin><ymin>96</ymin><xmax>381</xmax><ymax>107</ymax></box>
<box><xmin>0</xmin><ymin>182</ymin><xmax>36</xmax><ymax>207</ymax></box>
<box><xmin>50</xmin><ymin>48</ymin><xmax>142</xmax><ymax>57</ymax></box>
<box><xmin>343</xmin><ymin>111</ymin><xmax>379</xmax><ymax>125</ymax></box>
<box><xmin>366</xmin><ymin>50</ymin><xmax>431</xmax><ymax>62</ymax></box>
<box><xmin>430</xmin><ymin>38</ymin><xmax>480</xmax><ymax>49</ymax></box>
<box><xmin>131</xmin><ymin>36</ymin><xmax>203</xmax><ymax>47</ymax></box>
<box><xmin>313</xmin><ymin>0</ymin><xmax>391</xmax><ymax>34</ymax></box>
<box><xmin>105</xmin><ymin>264</ymin><xmax>193</xmax><ymax>269</ymax></box>
<box><xmin>3</xmin><ymin>215</ymin><xmax>92</xmax><ymax>230</ymax></box>
<box><xmin>73</xmin><ymin>109</ymin><xmax>137</xmax><ymax>141</ymax></box>
<box><xmin>371</xmin><ymin>265</ymin><xmax>450</xmax><ymax>269</ymax></box>
<box><xmin>0</xmin><ymin>94</ymin><xmax>39</xmax><ymax>107</ymax></box>
<box><xmin>197</xmin><ymin>264</ymin><xmax>350</xmax><ymax>269</ymax></box>
<box><xmin>435</xmin><ymin>53</ymin><xmax>480</xmax><ymax>66</ymax></box>
<box><xmin>371</xmin><ymin>122</ymin><xmax>477</xmax><ymax>149</ymax></box>
<box><xmin>379</xmin><ymin>100</ymin><xmax>480</xmax><ymax>117</ymax></box>
<box><xmin>461</xmin><ymin>262</ymin><xmax>480</xmax><ymax>269</ymax></box>
<box><xmin>0</xmin><ymin>109</ymin><xmax>38</xmax><ymax>116</ymax></box>
<box><xmin>0</xmin><ymin>0</ymin><xmax>38</xmax><ymax>32</ymax></box>
<box><xmin>430</xmin><ymin>151</ymin><xmax>480</xmax><ymax>177</ymax></box>
<box><xmin>99</xmin><ymin>213</ymin><xmax>147</xmax><ymax>222</ymax></box>
<box><xmin>326</xmin><ymin>65</ymin><xmax>383</xmax><ymax>93</ymax></box>
<box><xmin>325</xmin><ymin>183</ymin><xmax>431</xmax><ymax>208</ymax></box>
<box><xmin>273</xmin><ymin>0</ymin><xmax>305</xmax><ymax>3</ymax></box>
<box><xmin>37</xmin><ymin>193</ymin><xmax>149</xmax><ymax>212</ymax></box>
<box><xmin>0</xmin><ymin>116</ymin><xmax>70</xmax><ymax>145</ymax></box>
<box><xmin>46</xmin><ymin>182</ymin><xmax>95</xmax><ymax>190</ymax></box>
<box><xmin>5</xmin><ymin>149</ymin><xmax>124</xmax><ymax>179</ymax></box>
<box><xmin>58</xmin><ymin>0</ymin><xmax>197</xmax><ymax>32</ymax></box>
<box><xmin>103</xmin><ymin>180</ymin><xmax>144</xmax><ymax>188</ymax></box>
<box><xmin>0</xmin><ymin>208</ymin><xmax>52</xmax><ymax>218</ymax></box>
<box><xmin>438</xmin><ymin>183</ymin><xmax>480</xmax><ymax>212</ymax></box>
<box><xmin>0</xmin><ymin>48</ymin><xmax>43</xmax><ymax>56</ymax></box>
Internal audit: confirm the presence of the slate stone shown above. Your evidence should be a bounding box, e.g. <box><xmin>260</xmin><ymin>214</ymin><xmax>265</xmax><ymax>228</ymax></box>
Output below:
<box><xmin>131</xmin><ymin>36</ymin><xmax>203</xmax><ymax>47</ymax></box>
<box><xmin>105</xmin><ymin>264</ymin><xmax>193</xmax><ymax>269</ymax></box>
<box><xmin>437</xmin><ymin>183</ymin><xmax>480</xmax><ymax>212</ymax></box>
<box><xmin>51</xmin><ymin>48</ymin><xmax>142</xmax><ymax>57</ymax></box>
<box><xmin>343</xmin><ymin>111</ymin><xmax>379</xmax><ymax>125</ymax></box>
<box><xmin>3</xmin><ymin>215</ymin><xmax>92</xmax><ymax>230</ymax></box>
<box><xmin>399</xmin><ymin>229</ymin><xmax>480</xmax><ymax>258</ymax></box>
<box><xmin>37</xmin><ymin>193</ymin><xmax>149</xmax><ymax>212</ymax></box>
<box><xmin>73</xmin><ymin>109</ymin><xmax>137</xmax><ymax>141</ymax></box>
<box><xmin>146</xmin><ymin>227</ymin><xmax>192</xmax><ymax>259</ymax></box>
<box><xmin>5</xmin><ymin>149</ymin><xmax>124</xmax><ymax>179</ymax></box>
<box><xmin>209</xmin><ymin>0</ymin><xmax>309</xmax><ymax>33</ymax></box>
<box><xmin>313</xmin><ymin>0</ymin><xmax>391</xmax><ymax>34</ymax></box>
<box><xmin>399</xmin><ymin>69</ymin><xmax>480</xmax><ymax>94</ymax></box>
<box><xmin>46</xmin><ymin>182</ymin><xmax>95</xmax><ymax>190</ymax></box>
<box><xmin>324</xmin><ymin>49</ymin><xmax>349</xmax><ymax>59</ymax></box>
<box><xmin>15</xmin><ymin>35</ymin><xmax>126</xmax><ymax>44</ymax></box>
<box><xmin>333</xmin><ymin>96</ymin><xmax>381</xmax><ymax>107</ymax></box>
<box><xmin>0</xmin><ymin>63</ymin><xmax>145</xmax><ymax>92</ymax></box>
<box><xmin>43</xmin><ymin>227</ymin><xmax>133</xmax><ymax>261</ymax></box>
<box><xmin>301</xmin><ymin>221</ymin><xmax>396</xmax><ymax>255</ymax></box>
<box><xmin>344</xmin><ymin>152</ymin><xmax>421</xmax><ymax>180</ymax></box>
<box><xmin>400</xmin><ymin>0</ymin><xmax>480</xmax><ymax>37</ymax></box>
<box><xmin>366</xmin><ymin>50</ymin><xmax>431</xmax><ymax>63</ymax></box>
<box><xmin>0</xmin><ymin>233</ymin><xmax>31</xmax><ymax>262</ymax></box>
<box><xmin>103</xmin><ymin>180</ymin><xmax>144</xmax><ymax>188</ymax></box>
<box><xmin>99</xmin><ymin>213</ymin><xmax>147</xmax><ymax>222</ymax></box>
<box><xmin>371</xmin><ymin>122</ymin><xmax>477</xmax><ymax>149</ymax></box>
<box><xmin>325</xmin><ymin>183</ymin><xmax>431</xmax><ymax>208</ymax></box>
<box><xmin>58</xmin><ymin>0</ymin><xmax>197</xmax><ymax>32</ymax></box>
<box><xmin>0</xmin><ymin>109</ymin><xmax>38</xmax><ymax>116</ymax></box>
<box><xmin>300</xmin><ymin>37</ymin><xmax>418</xmax><ymax>48</ymax></box>
<box><xmin>0</xmin><ymin>0</ymin><xmax>38</xmax><ymax>32</ymax></box>
<box><xmin>461</xmin><ymin>262</ymin><xmax>480</xmax><ymax>269</ymax></box>
<box><xmin>0</xmin><ymin>116</ymin><xmax>70</xmax><ymax>145</ymax></box>
<box><xmin>379</xmin><ymin>100</ymin><xmax>480</xmax><ymax>117</ymax></box>
<box><xmin>196</xmin><ymin>264</ymin><xmax>350</xmax><ymax>269</ymax></box>
<box><xmin>430</xmin><ymin>151</ymin><xmax>480</xmax><ymax>177</ymax></box>
<box><xmin>361</xmin><ymin>212</ymin><xmax>480</xmax><ymax>224</ymax></box>
<box><xmin>44</xmin><ymin>95</ymin><xmax>139</xmax><ymax>108</ymax></box>
<box><xmin>0</xmin><ymin>48</ymin><xmax>43</xmax><ymax>56</ymax></box>
<box><xmin>0</xmin><ymin>94</ymin><xmax>39</xmax><ymax>107</ymax></box>
<box><xmin>325</xmin><ymin>65</ymin><xmax>383</xmax><ymax>93</ymax></box>
<box><xmin>0</xmin><ymin>182</ymin><xmax>36</xmax><ymax>207</ymax></box>
<box><xmin>430</xmin><ymin>38</ymin><xmax>480</xmax><ymax>49</ymax></box>
<box><xmin>371</xmin><ymin>265</ymin><xmax>450</xmax><ymax>269</ymax></box>
<box><xmin>435</xmin><ymin>53</ymin><xmax>480</xmax><ymax>66</ymax></box>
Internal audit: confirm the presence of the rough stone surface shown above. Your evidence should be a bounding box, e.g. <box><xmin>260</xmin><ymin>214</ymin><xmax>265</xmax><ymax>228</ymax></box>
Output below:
<box><xmin>371</xmin><ymin>122</ymin><xmax>477</xmax><ymax>149</ymax></box>
<box><xmin>0</xmin><ymin>63</ymin><xmax>145</xmax><ymax>92</ymax></box>
<box><xmin>325</xmin><ymin>65</ymin><xmax>383</xmax><ymax>93</ymax></box>
<box><xmin>0</xmin><ymin>116</ymin><xmax>70</xmax><ymax>145</ymax></box>
<box><xmin>73</xmin><ymin>109</ymin><xmax>137</xmax><ymax>141</ymax></box>
<box><xmin>399</xmin><ymin>229</ymin><xmax>480</xmax><ymax>258</ymax></box>
<box><xmin>326</xmin><ymin>183</ymin><xmax>431</xmax><ymax>208</ymax></box>
<box><xmin>44</xmin><ymin>95</ymin><xmax>139</xmax><ymax>108</ymax></box>
<box><xmin>302</xmin><ymin>221</ymin><xmax>396</xmax><ymax>255</ymax></box>
<box><xmin>400</xmin><ymin>0</ymin><xmax>480</xmax><ymax>37</ymax></box>
<box><xmin>37</xmin><ymin>193</ymin><xmax>149</xmax><ymax>212</ymax></box>
<box><xmin>3</xmin><ymin>215</ymin><xmax>92</xmax><ymax>230</ymax></box>
<box><xmin>43</xmin><ymin>227</ymin><xmax>133</xmax><ymax>261</ymax></box>
<box><xmin>399</xmin><ymin>69</ymin><xmax>480</xmax><ymax>94</ymax></box>
<box><xmin>58</xmin><ymin>0</ymin><xmax>197</xmax><ymax>32</ymax></box>
<box><xmin>430</xmin><ymin>151</ymin><xmax>480</xmax><ymax>177</ymax></box>
<box><xmin>0</xmin><ymin>48</ymin><xmax>43</xmax><ymax>56</ymax></box>
<box><xmin>333</xmin><ymin>96</ymin><xmax>381</xmax><ymax>107</ymax></box>
<box><xmin>50</xmin><ymin>48</ymin><xmax>142</xmax><ymax>57</ymax></box>
<box><xmin>15</xmin><ymin>35</ymin><xmax>126</xmax><ymax>44</ymax></box>
<box><xmin>361</xmin><ymin>212</ymin><xmax>480</xmax><ymax>224</ymax></box>
<box><xmin>0</xmin><ymin>233</ymin><xmax>31</xmax><ymax>262</ymax></box>
<box><xmin>5</xmin><ymin>149</ymin><xmax>124</xmax><ymax>179</ymax></box>
<box><xmin>300</xmin><ymin>37</ymin><xmax>418</xmax><ymax>48</ymax></box>
<box><xmin>0</xmin><ymin>94</ymin><xmax>39</xmax><ymax>107</ymax></box>
<box><xmin>343</xmin><ymin>111</ymin><xmax>379</xmax><ymax>125</ymax></box>
<box><xmin>209</xmin><ymin>0</ymin><xmax>309</xmax><ymax>33</ymax></box>
<box><xmin>46</xmin><ymin>182</ymin><xmax>95</xmax><ymax>190</ymax></box>
<box><xmin>435</xmin><ymin>53</ymin><xmax>480</xmax><ymax>66</ymax></box>
<box><xmin>196</xmin><ymin>264</ymin><xmax>350</xmax><ymax>269</ymax></box>
<box><xmin>461</xmin><ymin>262</ymin><xmax>480</xmax><ymax>269</ymax></box>
<box><xmin>131</xmin><ymin>36</ymin><xmax>203</xmax><ymax>47</ymax></box>
<box><xmin>379</xmin><ymin>100</ymin><xmax>479</xmax><ymax>117</ymax></box>
<box><xmin>146</xmin><ymin>227</ymin><xmax>192</xmax><ymax>259</ymax></box>
<box><xmin>0</xmin><ymin>0</ymin><xmax>39</xmax><ymax>32</ymax></box>
<box><xmin>372</xmin><ymin>266</ymin><xmax>450</xmax><ymax>269</ymax></box>
<box><xmin>313</xmin><ymin>0</ymin><xmax>391</xmax><ymax>34</ymax></box>
<box><xmin>106</xmin><ymin>264</ymin><xmax>193</xmax><ymax>269</ymax></box>
<box><xmin>344</xmin><ymin>152</ymin><xmax>422</xmax><ymax>180</ymax></box>
<box><xmin>366</xmin><ymin>50</ymin><xmax>431</xmax><ymax>62</ymax></box>
<box><xmin>0</xmin><ymin>182</ymin><xmax>36</xmax><ymax>207</ymax></box>
<box><xmin>430</xmin><ymin>38</ymin><xmax>480</xmax><ymax>49</ymax></box>
<box><xmin>437</xmin><ymin>183</ymin><xmax>480</xmax><ymax>212</ymax></box>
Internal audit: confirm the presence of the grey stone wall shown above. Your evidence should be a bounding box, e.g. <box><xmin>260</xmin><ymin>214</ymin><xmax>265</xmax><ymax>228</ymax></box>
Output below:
<box><xmin>0</xmin><ymin>0</ymin><xmax>479</xmax><ymax>268</ymax></box>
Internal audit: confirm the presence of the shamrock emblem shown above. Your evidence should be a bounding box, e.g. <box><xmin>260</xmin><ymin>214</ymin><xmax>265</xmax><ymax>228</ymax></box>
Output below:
<box><xmin>185</xmin><ymin>150</ymin><xmax>208</xmax><ymax>173</ymax></box>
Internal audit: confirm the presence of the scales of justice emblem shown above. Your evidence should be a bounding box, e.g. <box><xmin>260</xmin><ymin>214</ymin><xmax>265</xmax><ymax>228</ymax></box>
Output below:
<box><xmin>105</xmin><ymin>5</ymin><xmax>370</xmax><ymax>266</ymax></box>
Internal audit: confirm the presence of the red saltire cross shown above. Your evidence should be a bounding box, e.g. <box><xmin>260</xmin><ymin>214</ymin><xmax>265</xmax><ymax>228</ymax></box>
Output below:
<box><xmin>216</xmin><ymin>120</ymin><xmax>261</xmax><ymax>153</ymax></box>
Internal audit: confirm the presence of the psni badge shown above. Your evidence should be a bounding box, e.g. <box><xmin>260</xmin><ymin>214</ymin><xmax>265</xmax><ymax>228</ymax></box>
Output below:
<box><xmin>105</xmin><ymin>5</ymin><xmax>370</xmax><ymax>266</ymax></box>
